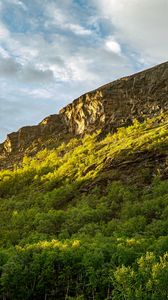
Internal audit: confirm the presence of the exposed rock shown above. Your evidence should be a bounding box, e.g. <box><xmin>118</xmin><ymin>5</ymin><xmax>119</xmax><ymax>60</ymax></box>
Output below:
<box><xmin>60</xmin><ymin>61</ymin><xmax>168</xmax><ymax>134</ymax></box>
<box><xmin>1</xmin><ymin>114</ymin><xmax>67</xmax><ymax>155</ymax></box>
<box><xmin>60</xmin><ymin>91</ymin><xmax>105</xmax><ymax>134</ymax></box>
<box><xmin>0</xmin><ymin>61</ymin><xmax>168</xmax><ymax>169</ymax></box>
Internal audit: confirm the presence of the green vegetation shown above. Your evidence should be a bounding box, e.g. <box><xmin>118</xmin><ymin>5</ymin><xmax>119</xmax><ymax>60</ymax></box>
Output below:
<box><xmin>0</xmin><ymin>113</ymin><xmax>168</xmax><ymax>299</ymax></box>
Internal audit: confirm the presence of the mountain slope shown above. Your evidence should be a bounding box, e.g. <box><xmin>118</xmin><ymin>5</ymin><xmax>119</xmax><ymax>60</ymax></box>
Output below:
<box><xmin>0</xmin><ymin>62</ymin><xmax>168</xmax><ymax>300</ymax></box>
<box><xmin>1</xmin><ymin>61</ymin><xmax>168</xmax><ymax>170</ymax></box>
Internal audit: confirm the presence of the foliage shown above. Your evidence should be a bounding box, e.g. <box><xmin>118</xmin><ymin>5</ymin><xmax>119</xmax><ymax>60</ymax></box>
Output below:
<box><xmin>0</xmin><ymin>113</ymin><xmax>168</xmax><ymax>299</ymax></box>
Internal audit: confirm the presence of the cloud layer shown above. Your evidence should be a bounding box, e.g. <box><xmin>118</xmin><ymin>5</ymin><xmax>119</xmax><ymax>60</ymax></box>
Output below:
<box><xmin>94</xmin><ymin>0</ymin><xmax>168</xmax><ymax>64</ymax></box>
<box><xmin>0</xmin><ymin>0</ymin><xmax>167</xmax><ymax>142</ymax></box>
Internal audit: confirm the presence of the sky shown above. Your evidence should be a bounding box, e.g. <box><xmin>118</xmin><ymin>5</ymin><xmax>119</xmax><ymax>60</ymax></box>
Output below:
<box><xmin>0</xmin><ymin>0</ymin><xmax>168</xmax><ymax>142</ymax></box>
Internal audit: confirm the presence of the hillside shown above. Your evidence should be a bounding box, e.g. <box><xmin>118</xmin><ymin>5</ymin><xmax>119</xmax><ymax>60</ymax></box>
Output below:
<box><xmin>0</xmin><ymin>61</ymin><xmax>168</xmax><ymax>170</ymax></box>
<box><xmin>0</xmin><ymin>62</ymin><xmax>168</xmax><ymax>299</ymax></box>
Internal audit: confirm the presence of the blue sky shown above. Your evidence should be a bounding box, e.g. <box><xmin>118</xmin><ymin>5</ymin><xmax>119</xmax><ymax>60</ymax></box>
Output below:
<box><xmin>0</xmin><ymin>0</ymin><xmax>168</xmax><ymax>142</ymax></box>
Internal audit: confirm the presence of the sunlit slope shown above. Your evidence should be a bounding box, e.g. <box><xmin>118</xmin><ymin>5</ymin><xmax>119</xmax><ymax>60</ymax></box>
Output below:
<box><xmin>0</xmin><ymin>112</ymin><xmax>167</xmax><ymax>194</ymax></box>
<box><xmin>0</xmin><ymin>112</ymin><xmax>168</xmax><ymax>299</ymax></box>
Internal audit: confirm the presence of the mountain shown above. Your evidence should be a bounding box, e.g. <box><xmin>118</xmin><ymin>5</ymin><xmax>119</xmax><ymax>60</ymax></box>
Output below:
<box><xmin>0</xmin><ymin>61</ymin><xmax>168</xmax><ymax>170</ymax></box>
<box><xmin>0</xmin><ymin>62</ymin><xmax>168</xmax><ymax>300</ymax></box>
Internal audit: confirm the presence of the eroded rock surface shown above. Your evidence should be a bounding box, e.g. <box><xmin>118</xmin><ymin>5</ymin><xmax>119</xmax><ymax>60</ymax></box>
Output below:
<box><xmin>60</xmin><ymin>61</ymin><xmax>168</xmax><ymax>134</ymax></box>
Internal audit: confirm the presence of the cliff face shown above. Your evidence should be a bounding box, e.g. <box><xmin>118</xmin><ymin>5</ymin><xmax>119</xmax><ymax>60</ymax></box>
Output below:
<box><xmin>60</xmin><ymin>61</ymin><xmax>168</xmax><ymax>134</ymax></box>
<box><xmin>60</xmin><ymin>90</ymin><xmax>105</xmax><ymax>134</ymax></box>
<box><xmin>0</xmin><ymin>61</ymin><xmax>168</xmax><ymax>168</ymax></box>
<box><xmin>3</xmin><ymin>114</ymin><xmax>66</xmax><ymax>154</ymax></box>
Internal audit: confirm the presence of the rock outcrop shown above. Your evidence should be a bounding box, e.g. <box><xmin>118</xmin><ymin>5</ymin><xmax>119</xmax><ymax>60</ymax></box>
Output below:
<box><xmin>0</xmin><ymin>61</ymin><xmax>168</xmax><ymax>168</ymax></box>
<box><xmin>1</xmin><ymin>114</ymin><xmax>67</xmax><ymax>154</ymax></box>
<box><xmin>60</xmin><ymin>61</ymin><xmax>168</xmax><ymax>134</ymax></box>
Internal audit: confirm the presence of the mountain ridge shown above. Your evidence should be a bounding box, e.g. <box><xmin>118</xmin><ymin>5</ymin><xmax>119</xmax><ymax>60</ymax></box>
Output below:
<box><xmin>1</xmin><ymin>60</ymin><xmax>168</xmax><ymax>169</ymax></box>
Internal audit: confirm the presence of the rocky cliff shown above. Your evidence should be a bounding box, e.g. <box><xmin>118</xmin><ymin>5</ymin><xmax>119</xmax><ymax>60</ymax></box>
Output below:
<box><xmin>2</xmin><ymin>114</ymin><xmax>66</xmax><ymax>154</ymax></box>
<box><xmin>0</xmin><ymin>61</ymin><xmax>168</xmax><ymax>169</ymax></box>
<box><xmin>60</xmin><ymin>61</ymin><xmax>168</xmax><ymax>134</ymax></box>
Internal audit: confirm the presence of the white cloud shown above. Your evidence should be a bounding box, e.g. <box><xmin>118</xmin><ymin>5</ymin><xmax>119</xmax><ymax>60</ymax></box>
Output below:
<box><xmin>20</xmin><ymin>64</ymin><xmax>54</xmax><ymax>83</ymax></box>
<box><xmin>14</xmin><ymin>0</ymin><xmax>27</xmax><ymax>11</ymax></box>
<box><xmin>0</xmin><ymin>47</ymin><xmax>10</xmax><ymax>58</ymax></box>
<box><xmin>66</xmin><ymin>23</ymin><xmax>92</xmax><ymax>36</ymax></box>
<box><xmin>0</xmin><ymin>22</ymin><xmax>9</xmax><ymax>39</ymax></box>
<box><xmin>4</xmin><ymin>35</ymin><xmax>40</xmax><ymax>64</ymax></box>
<box><xmin>94</xmin><ymin>0</ymin><xmax>168</xmax><ymax>64</ymax></box>
<box><xmin>0</xmin><ymin>1</ymin><xmax>131</xmax><ymax>86</ymax></box>
<box><xmin>21</xmin><ymin>88</ymin><xmax>53</xmax><ymax>99</ymax></box>
<box><xmin>45</xmin><ymin>3</ymin><xmax>92</xmax><ymax>35</ymax></box>
<box><xmin>105</xmin><ymin>37</ymin><xmax>121</xmax><ymax>54</ymax></box>
<box><xmin>0</xmin><ymin>52</ymin><xmax>54</xmax><ymax>83</ymax></box>
<box><xmin>0</xmin><ymin>0</ymin><xmax>138</xmax><ymax>142</ymax></box>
